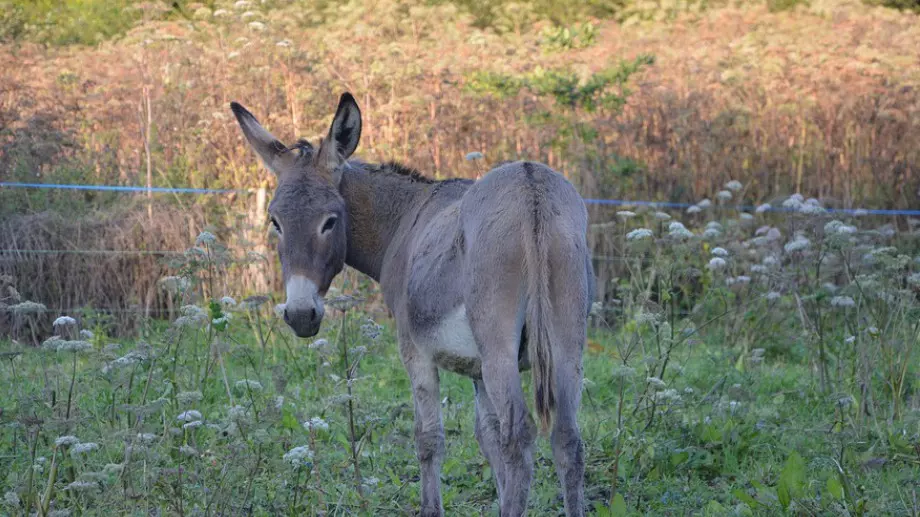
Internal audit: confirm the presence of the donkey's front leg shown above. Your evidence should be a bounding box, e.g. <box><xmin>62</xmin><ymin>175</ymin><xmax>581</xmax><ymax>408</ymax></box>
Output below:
<box><xmin>402</xmin><ymin>344</ymin><xmax>445</xmax><ymax>517</ymax></box>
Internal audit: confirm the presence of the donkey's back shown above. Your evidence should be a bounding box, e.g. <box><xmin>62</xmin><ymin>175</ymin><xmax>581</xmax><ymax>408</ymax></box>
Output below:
<box><xmin>417</xmin><ymin>160</ymin><xmax>593</xmax><ymax>516</ymax></box>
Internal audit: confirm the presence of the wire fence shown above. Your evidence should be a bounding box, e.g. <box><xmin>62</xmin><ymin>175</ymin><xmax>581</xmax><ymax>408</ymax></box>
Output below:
<box><xmin>6</xmin><ymin>180</ymin><xmax>920</xmax><ymax>215</ymax></box>
<box><xmin>2</xmin><ymin>179</ymin><xmax>914</xmax><ymax>317</ymax></box>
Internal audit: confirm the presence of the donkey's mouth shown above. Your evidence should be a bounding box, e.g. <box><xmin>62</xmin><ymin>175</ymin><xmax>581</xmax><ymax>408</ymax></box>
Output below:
<box><xmin>283</xmin><ymin>306</ymin><xmax>324</xmax><ymax>338</ymax></box>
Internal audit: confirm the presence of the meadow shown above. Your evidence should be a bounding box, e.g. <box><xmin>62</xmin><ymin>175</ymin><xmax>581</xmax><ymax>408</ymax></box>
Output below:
<box><xmin>3</xmin><ymin>199</ymin><xmax>920</xmax><ymax>516</ymax></box>
<box><xmin>2</xmin><ymin>0</ymin><xmax>920</xmax><ymax>515</ymax></box>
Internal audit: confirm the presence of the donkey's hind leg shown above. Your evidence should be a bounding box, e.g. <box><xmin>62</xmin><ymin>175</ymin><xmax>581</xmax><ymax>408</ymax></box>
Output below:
<box><xmin>473</xmin><ymin>379</ymin><xmax>506</xmax><ymax>503</ymax></box>
<box><xmin>549</xmin><ymin>258</ymin><xmax>590</xmax><ymax>516</ymax></box>
<box><xmin>549</xmin><ymin>335</ymin><xmax>586</xmax><ymax>517</ymax></box>
<box><xmin>469</xmin><ymin>308</ymin><xmax>536</xmax><ymax>515</ymax></box>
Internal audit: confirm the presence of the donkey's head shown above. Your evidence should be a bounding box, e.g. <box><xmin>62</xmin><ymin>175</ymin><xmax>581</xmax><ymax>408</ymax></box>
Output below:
<box><xmin>231</xmin><ymin>93</ymin><xmax>361</xmax><ymax>337</ymax></box>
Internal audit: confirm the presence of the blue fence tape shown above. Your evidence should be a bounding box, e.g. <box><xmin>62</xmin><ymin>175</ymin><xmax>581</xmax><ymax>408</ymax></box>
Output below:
<box><xmin>3</xmin><ymin>182</ymin><xmax>919</xmax><ymax>216</ymax></box>
<box><xmin>1</xmin><ymin>182</ymin><xmax>248</xmax><ymax>194</ymax></box>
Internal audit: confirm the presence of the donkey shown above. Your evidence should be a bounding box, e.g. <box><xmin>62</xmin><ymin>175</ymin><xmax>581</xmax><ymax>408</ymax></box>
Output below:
<box><xmin>231</xmin><ymin>93</ymin><xmax>594</xmax><ymax>516</ymax></box>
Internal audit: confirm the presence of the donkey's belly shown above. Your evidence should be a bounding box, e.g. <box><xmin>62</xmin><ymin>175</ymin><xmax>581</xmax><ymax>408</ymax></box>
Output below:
<box><xmin>419</xmin><ymin>306</ymin><xmax>483</xmax><ymax>378</ymax></box>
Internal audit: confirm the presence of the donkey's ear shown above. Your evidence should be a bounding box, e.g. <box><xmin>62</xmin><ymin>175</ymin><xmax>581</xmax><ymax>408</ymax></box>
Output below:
<box><xmin>329</xmin><ymin>93</ymin><xmax>362</xmax><ymax>159</ymax></box>
<box><xmin>318</xmin><ymin>93</ymin><xmax>361</xmax><ymax>185</ymax></box>
<box><xmin>230</xmin><ymin>102</ymin><xmax>295</xmax><ymax>176</ymax></box>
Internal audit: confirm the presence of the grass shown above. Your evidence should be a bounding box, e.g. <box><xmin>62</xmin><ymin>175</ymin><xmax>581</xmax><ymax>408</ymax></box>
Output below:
<box><xmin>3</xmin><ymin>200</ymin><xmax>920</xmax><ymax>516</ymax></box>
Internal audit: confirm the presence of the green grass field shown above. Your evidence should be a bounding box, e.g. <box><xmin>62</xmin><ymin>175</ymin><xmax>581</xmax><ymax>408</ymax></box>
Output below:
<box><xmin>3</xmin><ymin>205</ymin><xmax>919</xmax><ymax>516</ymax></box>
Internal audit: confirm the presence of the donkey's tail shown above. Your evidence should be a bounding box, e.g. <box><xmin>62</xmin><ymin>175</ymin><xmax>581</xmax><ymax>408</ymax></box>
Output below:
<box><xmin>521</xmin><ymin>165</ymin><xmax>557</xmax><ymax>434</ymax></box>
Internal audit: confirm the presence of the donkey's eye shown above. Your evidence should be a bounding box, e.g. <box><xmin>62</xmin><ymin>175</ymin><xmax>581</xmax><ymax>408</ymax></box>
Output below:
<box><xmin>270</xmin><ymin>217</ymin><xmax>282</xmax><ymax>235</ymax></box>
<box><xmin>321</xmin><ymin>216</ymin><xmax>337</xmax><ymax>234</ymax></box>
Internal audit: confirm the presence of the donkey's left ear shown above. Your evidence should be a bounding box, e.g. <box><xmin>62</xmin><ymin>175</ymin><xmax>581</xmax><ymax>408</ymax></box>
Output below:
<box><xmin>319</xmin><ymin>92</ymin><xmax>361</xmax><ymax>185</ymax></box>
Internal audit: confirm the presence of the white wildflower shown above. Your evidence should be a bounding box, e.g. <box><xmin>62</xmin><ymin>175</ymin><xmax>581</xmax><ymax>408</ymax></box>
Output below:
<box><xmin>276</xmin><ymin>39</ymin><xmax>293</xmax><ymax>47</ymax></box>
<box><xmin>725</xmin><ymin>180</ymin><xmax>743</xmax><ymax>191</ymax></box>
<box><xmin>283</xmin><ymin>446</ymin><xmax>313</xmax><ymax>467</ymax></box>
<box><xmin>180</xmin><ymin>445</ymin><xmax>198</xmax><ymax>456</ymax></box>
<box><xmin>867</xmin><ymin>326</ymin><xmax>880</xmax><ymax>337</ymax></box>
<box><xmin>708</xmin><ymin>257</ymin><xmax>727</xmax><ymax>271</ymax></box>
<box><xmin>763</xmin><ymin>255</ymin><xmax>779</xmax><ymax>267</ymax></box>
<box><xmin>10</xmin><ymin>301</ymin><xmax>46</xmax><ymax>314</ymax></box>
<box><xmin>363</xmin><ymin>476</ymin><xmax>380</xmax><ymax>486</ymax></box>
<box><xmin>668</xmin><ymin>222</ymin><xmax>694</xmax><ymax>239</ymax></box>
<box><xmin>228</xmin><ymin>51</ymin><xmax>241</xmax><ymax>59</ymax></box>
<box><xmin>765</xmin><ymin>291</ymin><xmax>781</xmax><ymax>301</ymax></box>
<box><xmin>213</xmin><ymin>8</ymin><xmax>229</xmax><ymax>17</ymax></box>
<box><xmin>220</xmin><ymin>296</ymin><xmax>237</xmax><ymax>308</ymax></box>
<box><xmin>683</xmin><ymin>387</ymin><xmax>695</xmax><ymax>394</ymax></box>
<box><xmin>686</xmin><ymin>205</ymin><xmax>702</xmax><ymax>214</ymax></box>
<box><xmin>4</xmin><ymin>491</ymin><xmax>21</xmax><ymax>507</ymax></box>
<box><xmin>656</xmin><ymin>389</ymin><xmax>682</xmax><ymax>402</ymax></box>
<box><xmin>57</xmin><ymin>340</ymin><xmax>92</xmax><ymax>353</ymax></box>
<box><xmin>70</xmin><ymin>442</ymin><xmax>99</xmax><ymax>457</ymax></box>
<box><xmin>755</xmin><ymin>203</ymin><xmax>771</xmax><ymax>214</ymax></box>
<box><xmin>616</xmin><ymin>210</ymin><xmax>636</xmax><ymax>219</ymax></box>
<box><xmin>908</xmin><ymin>272</ymin><xmax>920</xmax><ymax>286</ymax></box>
<box><xmin>784</xmin><ymin>236</ymin><xmax>810</xmax><ymax>253</ymax></box>
<box><xmin>697</xmin><ymin>199</ymin><xmax>712</xmax><ymax>208</ymax></box>
<box><xmin>53</xmin><ymin>316</ymin><xmax>77</xmax><ymax>327</ymax></box>
<box><xmin>79</xmin><ymin>329</ymin><xmax>93</xmax><ymax>339</ymax></box>
<box><xmin>305</xmin><ymin>417</ymin><xmax>330</xmax><ymax>431</ymax></box>
<box><xmin>55</xmin><ymin>435</ymin><xmax>80</xmax><ymax>447</ymax></box>
<box><xmin>716</xmin><ymin>190</ymin><xmax>733</xmax><ymax>201</ymax></box>
<box><xmin>611</xmin><ymin>365</ymin><xmax>635</xmax><ymax>379</ymax></box>
<box><xmin>800</xmin><ymin>199</ymin><xmax>826</xmax><ymax>215</ymax></box>
<box><xmin>240</xmin><ymin>10</ymin><xmax>259</xmax><ymax>20</ymax></box>
<box><xmin>64</xmin><ymin>481</ymin><xmax>96</xmax><ymax>492</ymax></box>
<box><xmin>731</xmin><ymin>275</ymin><xmax>751</xmax><ymax>284</ymax></box>
<box><xmin>626</xmin><ymin>228</ymin><xmax>653</xmax><ymax>241</ymax></box>
<box><xmin>177</xmin><ymin>410</ymin><xmax>202</xmax><ymax>422</ymax></box>
<box><xmin>750</xmin><ymin>265</ymin><xmax>767</xmax><ymax>273</ymax></box>
<box><xmin>844</xmin><ymin>335</ymin><xmax>856</xmax><ymax>345</ymax></box>
<box><xmin>228</xmin><ymin>405</ymin><xmax>250</xmax><ymax>423</ymax></box>
<box><xmin>234</xmin><ymin>0</ymin><xmax>251</xmax><ymax>8</ymax></box>
<box><xmin>308</xmin><ymin>338</ymin><xmax>329</xmax><ymax>350</ymax></box>
<box><xmin>830</xmin><ymin>296</ymin><xmax>856</xmax><ymax>308</ymax></box>
<box><xmin>183</xmin><ymin>420</ymin><xmax>204</xmax><ymax>430</ymax></box>
<box><xmin>234</xmin><ymin>379</ymin><xmax>263</xmax><ymax>392</ymax></box>
<box><xmin>740</xmin><ymin>212</ymin><xmax>754</xmax><ymax>221</ymax></box>
<box><xmin>702</xmin><ymin>228</ymin><xmax>721</xmax><ymax>239</ymax></box>
<box><xmin>646</xmin><ymin>377</ymin><xmax>666</xmax><ymax>389</ymax></box>
<box><xmin>136</xmin><ymin>433</ymin><xmax>157</xmax><ymax>444</ymax></box>
<box><xmin>654</xmin><ymin>211</ymin><xmax>671</xmax><ymax>221</ymax></box>
<box><xmin>177</xmin><ymin>391</ymin><xmax>203</xmax><ymax>405</ymax></box>
<box><xmin>195</xmin><ymin>231</ymin><xmax>217</xmax><ymax>245</ymax></box>
<box><xmin>103</xmin><ymin>463</ymin><xmax>124</xmax><ymax>475</ymax></box>
<box><xmin>465</xmin><ymin>151</ymin><xmax>483</xmax><ymax>161</ymax></box>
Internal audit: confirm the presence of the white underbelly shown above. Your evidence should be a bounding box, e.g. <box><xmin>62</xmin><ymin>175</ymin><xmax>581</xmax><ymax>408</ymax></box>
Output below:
<box><xmin>418</xmin><ymin>305</ymin><xmax>481</xmax><ymax>376</ymax></box>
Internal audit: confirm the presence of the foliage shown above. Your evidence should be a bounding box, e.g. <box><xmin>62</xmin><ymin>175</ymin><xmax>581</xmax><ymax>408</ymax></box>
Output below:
<box><xmin>863</xmin><ymin>0</ymin><xmax>920</xmax><ymax>11</ymax></box>
<box><xmin>3</xmin><ymin>205</ymin><xmax>920</xmax><ymax>515</ymax></box>
<box><xmin>0</xmin><ymin>0</ymin><xmax>155</xmax><ymax>46</ymax></box>
<box><xmin>467</xmin><ymin>55</ymin><xmax>654</xmax><ymax>112</ymax></box>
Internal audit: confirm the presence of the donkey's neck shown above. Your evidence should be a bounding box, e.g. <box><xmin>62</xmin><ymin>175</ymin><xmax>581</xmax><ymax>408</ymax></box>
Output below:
<box><xmin>338</xmin><ymin>161</ymin><xmax>433</xmax><ymax>281</ymax></box>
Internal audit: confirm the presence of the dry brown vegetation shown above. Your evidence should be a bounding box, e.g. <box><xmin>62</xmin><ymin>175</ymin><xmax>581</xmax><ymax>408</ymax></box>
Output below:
<box><xmin>2</xmin><ymin>0</ymin><xmax>919</xmax><ymax>323</ymax></box>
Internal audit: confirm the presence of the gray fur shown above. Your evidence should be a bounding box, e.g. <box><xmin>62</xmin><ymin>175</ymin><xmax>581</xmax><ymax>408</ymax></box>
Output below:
<box><xmin>232</xmin><ymin>93</ymin><xmax>594</xmax><ymax>516</ymax></box>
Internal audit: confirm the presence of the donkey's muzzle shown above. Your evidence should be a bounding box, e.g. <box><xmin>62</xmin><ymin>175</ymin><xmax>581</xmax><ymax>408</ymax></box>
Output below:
<box><xmin>283</xmin><ymin>305</ymin><xmax>324</xmax><ymax>337</ymax></box>
<box><xmin>284</xmin><ymin>275</ymin><xmax>325</xmax><ymax>338</ymax></box>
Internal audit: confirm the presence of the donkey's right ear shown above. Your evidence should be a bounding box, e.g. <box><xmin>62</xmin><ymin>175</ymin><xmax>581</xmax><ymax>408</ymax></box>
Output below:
<box><xmin>230</xmin><ymin>102</ymin><xmax>295</xmax><ymax>175</ymax></box>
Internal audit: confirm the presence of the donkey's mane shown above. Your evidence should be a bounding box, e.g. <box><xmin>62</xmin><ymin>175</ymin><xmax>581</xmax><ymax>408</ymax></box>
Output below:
<box><xmin>372</xmin><ymin>160</ymin><xmax>436</xmax><ymax>184</ymax></box>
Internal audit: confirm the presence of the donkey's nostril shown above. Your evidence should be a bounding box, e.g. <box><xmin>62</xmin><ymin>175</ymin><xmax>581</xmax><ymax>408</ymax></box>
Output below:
<box><xmin>308</xmin><ymin>307</ymin><xmax>317</xmax><ymax>322</ymax></box>
<box><xmin>283</xmin><ymin>308</ymin><xmax>291</xmax><ymax>324</ymax></box>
